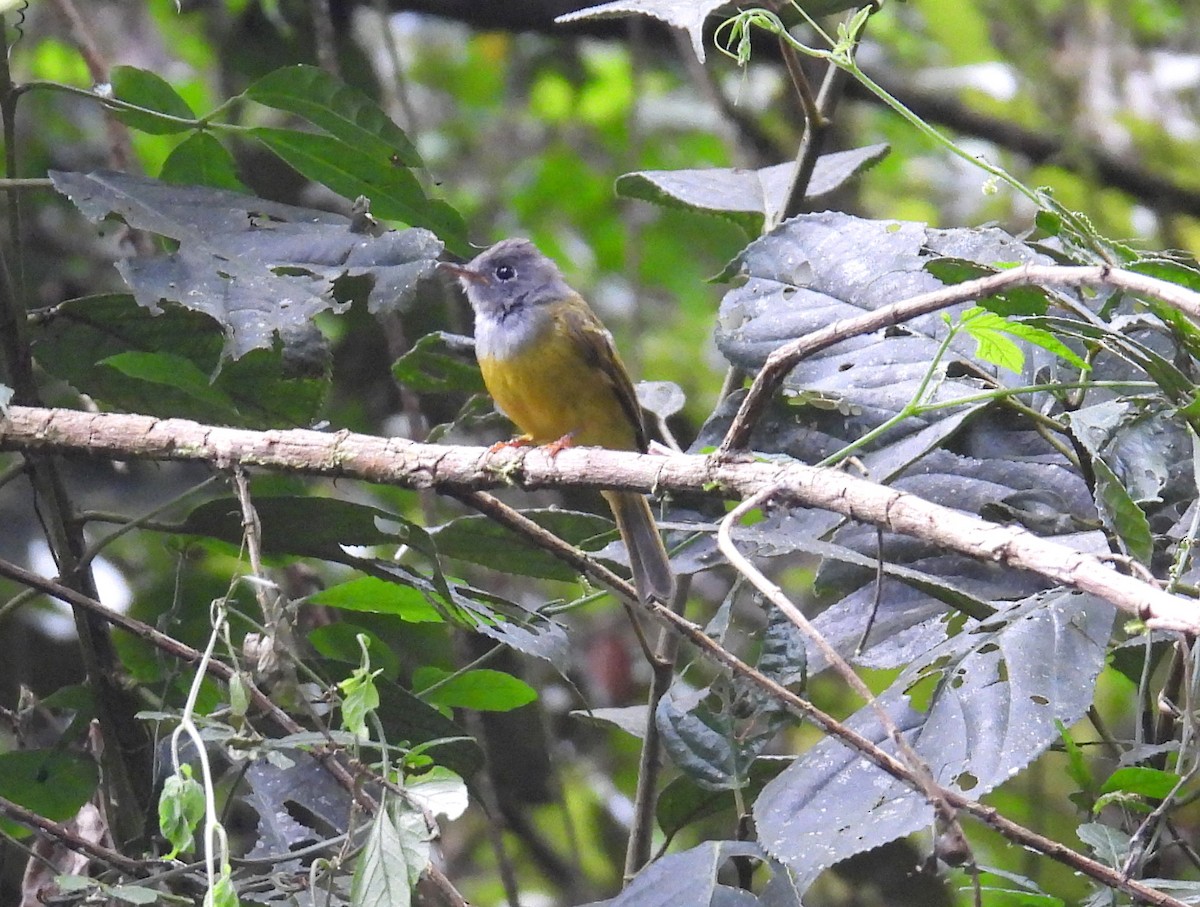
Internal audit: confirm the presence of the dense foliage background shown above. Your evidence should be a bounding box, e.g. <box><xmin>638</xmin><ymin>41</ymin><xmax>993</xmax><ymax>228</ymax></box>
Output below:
<box><xmin>4</xmin><ymin>1</ymin><xmax>1200</xmax><ymax>906</ymax></box>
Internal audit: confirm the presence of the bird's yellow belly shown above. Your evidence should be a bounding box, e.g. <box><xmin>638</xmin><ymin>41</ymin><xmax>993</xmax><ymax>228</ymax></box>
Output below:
<box><xmin>479</xmin><ymin>332</ymin><xmax>638</xmax><ymax>450</ymax></box>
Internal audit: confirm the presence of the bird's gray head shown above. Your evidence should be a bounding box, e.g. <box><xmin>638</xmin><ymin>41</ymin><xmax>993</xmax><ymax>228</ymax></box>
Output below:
<box><xmin>440</xmin><ymin>238</ymin><xmax>573</xmax><ymax>323</ymax></box>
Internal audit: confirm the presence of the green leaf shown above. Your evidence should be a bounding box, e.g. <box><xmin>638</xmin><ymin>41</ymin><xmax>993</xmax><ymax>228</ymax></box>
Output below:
<box><xmin>657</xmin><ymin>757</ymin><xmax>790</xmax><ymax>840</ymax></box>
<box><xmin>31</xmin><ymin>295</ymin><xmax>324</xmax><ymax>428</ymax></box>
<box><xmin>656</xmin><ymin>691</ymin><xmax>750</xmax><ymax>791</ymax></box>
<box><xmin>250</xmin><ymin>126</ymin><xmax>468</xmax><ymax>254</ymax></box>
<box><xmin>311</xmin><ymin>577</ymin><xmax>443</xmax><ymax>623</ymax></box>
<box><xmin>1055</xmin><ymin>720</ymin><xmax>1094</xmax><ymax>808</ymax></box>
<box><xmin>571</xmin><ymin>705</ymin><xmax>651</xmax><ymax>738</ymax></box>
<box><xmin>959</xmin><ymin>308</ymin><xmax>1088</xmax><ymax>373</ymax></box>
<box><xmin>363</xmin><ymin>671</ymin><xmax>483</xmax><ymax>777</ymax></box>
<box><xmin>960</xmin><ymin>309</ymin><xmax>1026</xmax><ymax>374</ymax></box>
<box><xmin>0</xmin><ymin>750</ymin><xmax>99</xmax><ymax>839</ymax></box>
<box><xmin>54</xmin><ymin>878</ymin><xmax>95</xmax><ymax>894</ymax></box>
<box><xmin>1076</xmin><ymin>821</ymin><xmax>1130</xmax><ymax>866</ymax></box>
<box><xmin>1092</xmin><ymin>457</ymin><xmax>1154</xmax><ymax>565</ymax></box>
<box><xmin>392</xmin><ymin>332</ymin><xmax>484</xmax><ymax>394</ymax></box>
<box><xmin>755</xmin><ymin>605</ymin><xmax>806</xmax><ymax>689</ymax></box>
<box><xmin>406</xmin><ymin>766</ymin><xmax>469</xmax><ymax>821</ymax></box>
<box><xmin>339</xmin><ymin>666</ymin><xmax>382</xmax><ymax>740</ymax></box>
<box><xmin>158</xmin><ymin>765</ymin><xmax>205</xmax><ymax>858</ymax></box>
<box><xmin>209</xmin><ymin>869</ymin><xmax>240</xmax><ymax>907</ymax></box>
<box><xmin>1126</xmin><ymin>257</ymin><xmax>1200</xmax><ymax>293</ymax></box>
<box><xmin>244</xmin><ymin>64</ymin><xmax>422</xmax><ymax>168</ymax></box>
<box><xmin>214</xmin><ymin>346</ymin><xmax>328</xmax><ymax>428</ymax></box>
<box><xmin>41</xmin><ymin>297</ymin><xmax>328</xmax><ymax>429</ymax></box>
<box><xmin>228</xmin><ymin>672</ymin><xmax>250</xmax><ymax>720</ymax></box>
<box><xmin>1099</xmin><ymin>766</ymin><xmax>1180</xmax><ymax>800</ymax></box>
<box><xmin>108</xmin><ymin>885</ymin><xmax>161</xmax><ymax>905</ymax></box>
<box><xmin>972</xmin><ymin>889</ymin><xmax>1064</xmax><ymax>906</ymax></box>
<box><xmin>414</xmin><ymin>668</ymin><xmax>538</xmax><ymax>712</ymax></box>
<box><xmin>925</xmin><ymin>259</ymin><xmax>1050</xmax><ymax>317</ymax></box>
<box><xmin>308</xmin><ymin>623</ymin><xmax>402</xmax><ymax>679</ymax></box>
<box><xmin>1035</xmin><ymin>316</ymin><xmax>1197</xmax><ymax>407</ymax></box>
<box><xmin>100</xmin><ymin>351</ymin><xmax>235</xmax><ymax>408</ymax></box>
<box><xmin>350</xmin><ymin>798</ymin><xmax>428</xmax><ymax>907</ymax></box>
<box><xmin>1126</xmin><ymin>260</ymin><xmax>1200</xmax><ymax>364</ymax></box>
<box><xmin>110</xmin><ymin>65</ymin><xmax>197</xmax><ymax>134</ymax></box>
<box><xmin>174</xmin><ymin>496</ymin><xmax>418</xmax><ymax>555</ymax></box>
<box><xmin>998</xmin><ymin>320</ymin><xmax>1089</xmax><ymax>370</ymax></box>
<box><xmin>160</xmin><ymin>132</ymin><xmax>247</xmax><ymax>192</ymax></box>
<box><xmin>1035</xmin><ymin>209</ymin><xmax>1063</xmax><ymax>239</ymax></box>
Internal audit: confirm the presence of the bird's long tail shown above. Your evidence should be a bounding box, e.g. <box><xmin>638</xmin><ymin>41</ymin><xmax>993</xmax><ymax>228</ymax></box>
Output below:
<box><xmin>603</xmin><ymin>491</ymin><xmax>676</xmax><ymax>604</ymax></box>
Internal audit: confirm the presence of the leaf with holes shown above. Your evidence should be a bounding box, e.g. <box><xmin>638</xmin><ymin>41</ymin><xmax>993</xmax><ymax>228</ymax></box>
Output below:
<box><xmin>754</xmin><ymin>589</ymin><xmax>1115</xmax><ymax>898</ymax></box>
<box><xmin>50</xmin><ymin>170</ymin><xmax>442</xmax><ymax>358</ymax></box>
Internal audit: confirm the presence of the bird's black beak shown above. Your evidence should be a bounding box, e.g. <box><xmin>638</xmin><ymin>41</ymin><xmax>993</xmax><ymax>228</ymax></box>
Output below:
<box><xmin>437</xmin><ymin>261</ymin><xmax>486</xmax><ymax>284</ymax></box>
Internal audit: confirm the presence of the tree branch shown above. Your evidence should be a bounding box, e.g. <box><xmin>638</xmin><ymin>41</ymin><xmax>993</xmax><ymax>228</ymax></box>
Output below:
<box><xmin>0</xmin><ymin>794</ymin><xmax>147</xmax><ymax>876</ymax></box>
<box><xmin>1</xmin><ymin>405</ymin><xmax>1196</xmax><ymax>634</ymax></box>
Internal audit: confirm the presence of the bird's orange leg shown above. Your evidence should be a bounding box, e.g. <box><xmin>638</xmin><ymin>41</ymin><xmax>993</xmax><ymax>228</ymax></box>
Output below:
<box><xmin>544</xmin><ymin>432</ymin><xmax>577</xmax><ymax>457</ymax></box>
<box><xmin>488</xmin><ymin>434</ymin><xmax>534</xmax><ymax>454</ymax></box>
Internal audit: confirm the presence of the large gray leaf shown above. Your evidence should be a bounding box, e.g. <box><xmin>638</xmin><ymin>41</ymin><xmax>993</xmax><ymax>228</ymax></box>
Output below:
<box><xmin>754</xmin><ymin>589</ymin><xmax>1116</xmax><ymax>897</ymax></box>
<box><xmin>557</xmin><ymin>0</ymin><xmax>727</xmax><ymax>62</ymax></box>
<box><xmin>616</xmin><ymin>145</ymin><xmax>889</xmax><ymax>234</ymax></box>
<box><xmin>1069</xmin><ymin>399</ymin><xmax>1189</xmax><ymax>511</ymax></box>
<box><xmin>716</xmin><ymin>214</ymin><xmax>1057</xmax><ymax>454</ymax></box>
<box><xmin>582</xmin><ymin>840</ymin><xmax>769</xmax><ymax>907</ymax></box>
<box><xmin>243</xmin><ymin>750</ymin><xmax>353</xmax><ymax>868</ymax></box>
<box><xmin>51</xmin><ymin>170</ymin><xmax>441</xmax><ymax>358</ymax></box>
<box><xmin>657</xmin><ymin>688</ymin><xmax>751</xmax><ymax>791</ymax></box>
<box><xmin>698</xmin><ymin>285</ymin><xmax>1101</xmax><ymax>673</ymax></box>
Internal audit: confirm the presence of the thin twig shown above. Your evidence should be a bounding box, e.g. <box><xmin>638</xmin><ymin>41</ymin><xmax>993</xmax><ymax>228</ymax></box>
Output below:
<box><xmin>47</xmin><ymin>0</ymin><xmax>135</xmax><ymax>172</ymax></box>
<box><xmin>779</xmin><ymin>51</ymin><xmax>847</xmax><ymax>223</ymax></box>
<box><xmin>309</xmin><ymin>0</ymin><xmax>339</xmax><ymax>75</ymax></box>
<box><xmin>624</xmin><ymin>577</ymin><xmax>691</xmax><ymax>879</ymax></box>
<box><xmin>717</xmin><ymin>487</ymin><xmax>973</xmax><ymax>865</ymax></box>
<box><xmin>232</xmin><ymin>467</ymin><xmax>301</xmax><ymax>688</ymax></box>
<box><xmin>0</xmin><ymin>177</ymin><xmax>52</xmax><ymax>189</ymax></box>
<box><xmin>0</xmin><ymin>794</ymin><xmax>147</xmax><ymax>875</ymax></box>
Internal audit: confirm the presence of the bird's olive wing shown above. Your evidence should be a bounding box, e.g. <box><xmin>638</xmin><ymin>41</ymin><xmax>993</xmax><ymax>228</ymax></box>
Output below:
<box><xmin>563</xmin><ymin>301</ymin><xmax>649</xmax><ymax>452</ymax></box>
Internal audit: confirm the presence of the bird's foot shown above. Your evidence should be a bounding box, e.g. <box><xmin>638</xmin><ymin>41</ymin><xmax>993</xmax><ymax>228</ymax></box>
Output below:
<box><xmin>544</xmin><ymin>433</ymin><xmax>577</xmax><ymax>457</ymax></box>
<box><xmin>488</xmin><ymin>434</ymin><xmax>534</xmax><ymax>454</ymax></box>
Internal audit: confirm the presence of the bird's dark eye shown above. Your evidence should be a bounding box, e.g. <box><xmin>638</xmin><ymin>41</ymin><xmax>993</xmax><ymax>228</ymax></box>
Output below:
<box><xmin>494</xmin><ymin>264</ymin><xmax>516</xmax><ymax>281</ymax></box>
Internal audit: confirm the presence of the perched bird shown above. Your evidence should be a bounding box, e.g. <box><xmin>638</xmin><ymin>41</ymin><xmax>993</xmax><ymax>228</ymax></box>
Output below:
<box><xmin>441</xmin><ymin>239</ymin><xmax>676</xmax><ymax>604</ymax></box>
